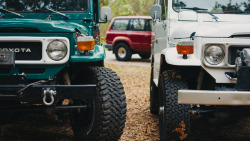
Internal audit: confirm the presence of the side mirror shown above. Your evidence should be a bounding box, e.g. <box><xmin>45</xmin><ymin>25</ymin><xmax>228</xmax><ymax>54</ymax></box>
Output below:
<box><xmin>100</xmin><ymin>7</ymin><xmax>111</xmax><ymax>22</ymax></box>
<box><xmin>151</xmin><ymin>4</ymin><xmax>162</xmax><ymax>19</ymax></box>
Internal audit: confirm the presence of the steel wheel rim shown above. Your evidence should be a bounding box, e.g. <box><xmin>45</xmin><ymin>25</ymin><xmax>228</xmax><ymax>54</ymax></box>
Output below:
<box><xmin>118</xmin><ymin>47</ymin><xmax>126</xmax><ymax>58</ymax></box>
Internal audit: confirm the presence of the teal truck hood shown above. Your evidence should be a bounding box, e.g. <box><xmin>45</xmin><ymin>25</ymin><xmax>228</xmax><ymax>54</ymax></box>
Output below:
<box><xmin>0</xmin><ymin>19</ymin><xmax>88</xmax><ymax>33</ymax></box>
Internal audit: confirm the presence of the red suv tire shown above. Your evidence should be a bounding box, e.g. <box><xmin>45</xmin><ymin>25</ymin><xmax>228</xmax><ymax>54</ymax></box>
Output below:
<box><xmin>114</xmin><ymin>42</ymin><xmax>132</xmax><ymax>61</ymax></box>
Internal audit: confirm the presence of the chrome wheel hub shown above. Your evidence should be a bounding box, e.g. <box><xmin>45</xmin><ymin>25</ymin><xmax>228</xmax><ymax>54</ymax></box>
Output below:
<box><xmin>118</xmin><ymin>47</ymin><xmax>126</xmax><ymax>58</ymax></box>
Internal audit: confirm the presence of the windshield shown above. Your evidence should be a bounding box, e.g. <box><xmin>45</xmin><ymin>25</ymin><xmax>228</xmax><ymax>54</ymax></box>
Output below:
<box><xmin>0</xmin><ymin>0</ymin><xmax>88</xmax><ymax>12</ymax></box>
<box><xmin>173</xmin><ymin>0</ymin><xmax>250</xmax><ymax>13</ymax></box>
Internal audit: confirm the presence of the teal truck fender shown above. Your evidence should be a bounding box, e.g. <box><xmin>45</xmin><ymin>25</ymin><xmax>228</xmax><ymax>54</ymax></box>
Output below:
<box><xmin>70</xmin><ymin>45</ymin><xmax>106</xmax><ymax>62</ymax></box>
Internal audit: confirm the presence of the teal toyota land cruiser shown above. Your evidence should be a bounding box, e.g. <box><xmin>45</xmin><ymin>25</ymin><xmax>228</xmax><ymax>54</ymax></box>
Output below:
<box><xmin>0</xmin><ymin>0</ymin><xmax>126</xmax><ymax>140</ymax></box>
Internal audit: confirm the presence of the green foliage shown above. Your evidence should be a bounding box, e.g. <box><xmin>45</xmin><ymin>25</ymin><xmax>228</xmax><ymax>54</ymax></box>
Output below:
<box><xmin>212</xmin><ymin>0</ymin><xmax>250</xmax><ymax>13</ymax></box>
<box><xmin>99</xmin><ymin>0</ymin><xmax>154</xmax><ymax>37</ymax></box>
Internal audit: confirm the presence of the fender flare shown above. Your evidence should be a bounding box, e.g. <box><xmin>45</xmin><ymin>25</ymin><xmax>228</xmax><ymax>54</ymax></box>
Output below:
<box><xmin>163</xmin><ymin>48</ymin><xmax>201</xmax><ymax>66</ymax></box>
<box><xmin>112</xmin><ymin>36</ymin><xmax>133</xmax><ymax>52</ymax></box>
<box><xmin>153</xmin><ymin>48</ymin><xmax>201</xmax><ymax>86</ymax></box>
<box><xmin>70</xmin><ymin>45</ymin><xmax>105</xmax><ymax>62</ymax></box>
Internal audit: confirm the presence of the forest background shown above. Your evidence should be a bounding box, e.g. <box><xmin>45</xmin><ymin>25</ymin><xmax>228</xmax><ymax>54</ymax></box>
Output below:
<box><xmin>98</xmin><ymin>0</ymin><xmax>250</xmax><ymax>37</ymax></box>
<box><xmin>99</xmin><ymin>0</ymin><xmax>154</xmax><ymax>37</ymax></box>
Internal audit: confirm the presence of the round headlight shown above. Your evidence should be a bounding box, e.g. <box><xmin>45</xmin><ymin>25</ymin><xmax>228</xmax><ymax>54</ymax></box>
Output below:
<box><xmin>47</xmin><ymin>40</ymin><xmax>67</xmax><ymax>61</ymax></box>
<box><xmin>205</xmin><ymin>45</ymin><xmax>225</xmax><ymax>65</ymax></box>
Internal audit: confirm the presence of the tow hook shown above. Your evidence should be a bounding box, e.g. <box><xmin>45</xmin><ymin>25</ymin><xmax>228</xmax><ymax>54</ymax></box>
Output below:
<box><xmin>43</xmin><ymin>88</ymin><xmax>57</xmax><ymax>106</ymax></box>
<box><xmin>159</xmin><ymin>106</ymin><xmax>165</xmax><ymax>115</ymax></box>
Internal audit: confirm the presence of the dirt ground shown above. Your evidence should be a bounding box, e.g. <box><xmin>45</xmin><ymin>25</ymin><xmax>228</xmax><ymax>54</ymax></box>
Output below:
<box><xmin>104</xmin><ymin>50</ymin><xmax>151</xmax><ymax>67</ymax></box>
<box><xmin>0</xmin><ymin>63</ymin><xmax>157</xmax><ymax>141</ymax></box>
<box><xmin>106</xmin><ymin>64</ymin><xmax>250</xmax><ymax>141</ymax></box>
<box><xmin>0</xmin><ymin>61</ymin><xmax>250</xmax><ymax>141</ymax></box>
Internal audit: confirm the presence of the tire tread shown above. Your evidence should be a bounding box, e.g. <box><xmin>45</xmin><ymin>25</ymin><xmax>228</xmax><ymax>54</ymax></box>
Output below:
<box><xmin>71</xmin><ymin>67</ymin><xmax>127</xmax><ymax>141</ymax></box>
<box><xmin>159</xmin><ymin>71</ymin><xmax>190</xmax><ymax>141</ymax></box>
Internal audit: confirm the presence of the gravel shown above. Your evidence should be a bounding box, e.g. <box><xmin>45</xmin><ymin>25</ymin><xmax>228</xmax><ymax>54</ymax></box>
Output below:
<box><xmin>104</xmin><ymin>50</ymin><xmax>151</xmax><ymax>67</ymax></box>
<box><xmin>0</xmin><ymin>57</ymin><xmax>250</xmax><ymax>141</ymax></box>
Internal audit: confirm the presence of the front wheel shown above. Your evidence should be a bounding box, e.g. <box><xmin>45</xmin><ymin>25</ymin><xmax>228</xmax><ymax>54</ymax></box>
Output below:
<box><xmin>114</xmin><ymin>43</ymin><xmax>132</xmax><ymax>61</ymax></box>
<box><xmin>71</xmin><ymin>67</ymin><xmax>127</xmax><ymax>141</ymax></box>
<box><xmin>159</xmin><ymin>71</ymin><xmax>190</xmax><ymax>141</ymax></box>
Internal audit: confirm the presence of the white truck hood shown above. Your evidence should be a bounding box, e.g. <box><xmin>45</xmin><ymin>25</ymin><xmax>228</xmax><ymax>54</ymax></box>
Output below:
<box><xmin>196</xmin><ymin>22</ymin><xmax>250</xmax><ymax>37</ymax></box>
<box><xmin>171</xmin><ymin>14</ymin><xmax>250</xmax><ymax>39</ymax></box>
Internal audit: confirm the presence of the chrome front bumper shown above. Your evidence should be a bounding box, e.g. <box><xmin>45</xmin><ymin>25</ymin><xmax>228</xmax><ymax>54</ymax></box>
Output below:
<box><xmin>178</xmin><ymin>90</ymin><xmax>250</xmax><ymax>105</ymax></box>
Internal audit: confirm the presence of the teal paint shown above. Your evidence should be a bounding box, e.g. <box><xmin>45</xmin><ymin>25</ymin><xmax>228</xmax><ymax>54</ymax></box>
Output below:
<box><xmin>71</xmin><ymin>45</ymin><xmax>106</xmax><ymax>62</ymax></box>
<box><xmin>0</xmin><ymin>0</ymin><xmax>105</xmax><ymax>80</ymax></box>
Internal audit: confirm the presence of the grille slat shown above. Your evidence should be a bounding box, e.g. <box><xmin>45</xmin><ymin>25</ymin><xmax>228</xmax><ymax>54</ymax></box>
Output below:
<box><xmin>228</xmin><ymin>46</ymin><xmax>250</xmax><ymax>65</ymax></box>
<box><xmin>0</xmin><ymin>42</ymin><xmax>42</xmax><ymax>61</ymax></box>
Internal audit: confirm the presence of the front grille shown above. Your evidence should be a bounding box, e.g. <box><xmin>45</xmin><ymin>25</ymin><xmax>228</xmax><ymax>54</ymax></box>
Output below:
<box><xmin>228</xmin><ymin>46</ymin><xmax>250</xmax><ymax>65</ymax></box>
<box><xmin>0</xmin><ymin>42</ymin><xmax>42</xmax><ymax>61</ymax></box>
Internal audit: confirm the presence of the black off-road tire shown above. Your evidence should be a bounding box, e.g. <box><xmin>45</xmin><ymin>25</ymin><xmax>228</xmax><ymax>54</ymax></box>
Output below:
<box><xmin>150</xmin><ymin>66</ymin><xmax>159</xmax><ymax>115</ymax></box>
<box><xmin>114</xmin><ymin>42</ymin><xmax>132</xmax><ymax>61</ymax></box>
<box><xmin>71</xmin><ymin>67</ymin><xmax>127</xmax><ymax>141</ymax></box>
<box><xmin>139</xmin><ymin>53</ymin><xmax>151</xmax><ymax>59</ymax></box>
<box><xmin>159</xmin><ymin>71</ymin><xmax>190</xmax><ymax>141</ymax></box>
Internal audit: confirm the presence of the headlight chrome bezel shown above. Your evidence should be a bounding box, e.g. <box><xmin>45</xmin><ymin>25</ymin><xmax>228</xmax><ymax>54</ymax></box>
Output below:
<box><xmin>46</xmin><ymin>40</ymin><xmax>68</xmax><ymax>61</ymax></box>
<box><xmin>204</xmin><ymin>45</ymin><xmax>225</xmax><ymax>65</ymax></box>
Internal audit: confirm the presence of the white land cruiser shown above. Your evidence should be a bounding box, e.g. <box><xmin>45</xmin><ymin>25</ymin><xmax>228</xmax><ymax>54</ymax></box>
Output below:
<box><xmin>150</xmin><ymin>0</ymin><xmax>250</xmax><ymax>140</ymax></box>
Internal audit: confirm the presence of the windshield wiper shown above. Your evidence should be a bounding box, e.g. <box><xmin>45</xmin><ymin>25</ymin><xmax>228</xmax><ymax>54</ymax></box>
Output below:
<box><xmin>0</xmin><ymin>8</ymin><xmax>24</xmax><ymax>18</ymax></box>
<box><xmin>208</xmin><ymin>13</ymin><xmax>218</xmax><ymax>21</ymax></box>
<box><xmin>181</xmin><ymin>7</ymin><xmax>208</xmax><ymax>11</ymax></box>
<box><xmin>46</xmin><ymin>7</ymin><xmax>68</xmax><ymax>19</ymax></box>
<box><xmin>181</xmin><ymin>7</ymin><xmax>218</xmax><ymax>21</ymax></box>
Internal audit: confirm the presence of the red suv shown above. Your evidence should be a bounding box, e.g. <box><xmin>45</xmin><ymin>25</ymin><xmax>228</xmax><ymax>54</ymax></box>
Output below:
<box><xmin>105</xmin><ymin>16</ymin><xmax>152</xmax><ymax>61</ymax></box>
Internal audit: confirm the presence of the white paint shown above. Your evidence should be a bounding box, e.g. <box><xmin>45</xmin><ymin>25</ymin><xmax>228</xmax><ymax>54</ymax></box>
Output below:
<box><xmin>0</xmin><ymin>37</ymin><xmax>70</xmax><ymax>65</ymax></box>
<box><xmin>152</xmin><ymin>0</ymin><xmax>250</xmax><ymax>85</ymax></box>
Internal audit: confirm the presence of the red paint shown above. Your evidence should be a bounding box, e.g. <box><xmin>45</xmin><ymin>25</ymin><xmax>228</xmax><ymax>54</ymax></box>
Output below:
<box><xmin>105</xmin><ymin>16</ymin><xmax>152</xmax><ymax>54</ymax></box>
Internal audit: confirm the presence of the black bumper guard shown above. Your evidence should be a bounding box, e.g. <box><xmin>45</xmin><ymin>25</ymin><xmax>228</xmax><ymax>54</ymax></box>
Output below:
<box><xmin>0</xmin><ymin>84</ymin><xmax>97</xmax><ymax>102</ymax></box>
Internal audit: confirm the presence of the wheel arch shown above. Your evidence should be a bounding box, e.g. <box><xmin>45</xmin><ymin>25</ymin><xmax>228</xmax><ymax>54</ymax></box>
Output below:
<box><xmin>65</xmin><ymin>61</ymin><xmax>104</xmax><ymax>83</ymax></box>
<box><xmin>112</xmin><ymin>37</ymin><xmax>133</xmax><ymax>53</ymax></box>
<box><xmin>159</xmin><ymin>54</ymin><xmax>201</xmax><ymax>90</ymax></box>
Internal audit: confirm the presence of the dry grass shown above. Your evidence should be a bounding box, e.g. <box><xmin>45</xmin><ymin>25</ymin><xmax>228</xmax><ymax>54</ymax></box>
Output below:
<box><xmin>105</xmin><ymin>64</ymin><xmax>159</xmax><ymax>141</ymax></box>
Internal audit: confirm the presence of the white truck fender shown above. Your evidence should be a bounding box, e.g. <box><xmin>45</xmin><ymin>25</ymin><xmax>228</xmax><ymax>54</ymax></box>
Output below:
<box><xmin>163</xmin><ymin>48</ymin><xmax>201</xmax><ymax>66</ymax></box>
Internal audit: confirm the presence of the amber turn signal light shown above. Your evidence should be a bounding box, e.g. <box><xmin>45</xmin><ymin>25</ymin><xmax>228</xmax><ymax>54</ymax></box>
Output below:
<box><xmin>77</xmin><ymin>40</ymin><xmax>95</xmax><ymax>51</ymax></box>
<box><xmin>176</xmin><ymin>41</ymin><xmax>194</xmax><ymax>55</ymax></box>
